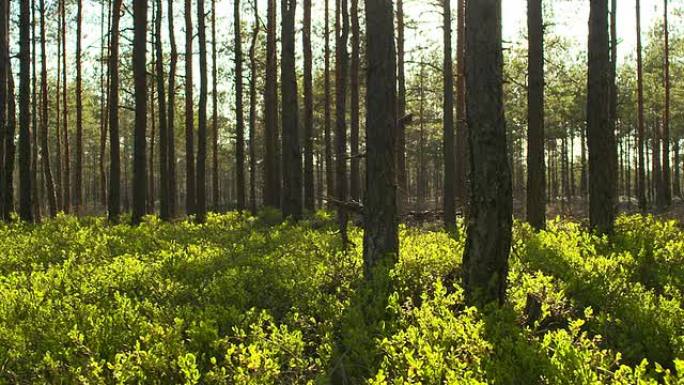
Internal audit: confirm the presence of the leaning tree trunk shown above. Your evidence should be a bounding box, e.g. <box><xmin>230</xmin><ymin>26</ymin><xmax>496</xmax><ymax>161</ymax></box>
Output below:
<box><xmin>19</xmin><ymin>0</ymin><xmax>33</xmax><ymax>221</ymax></box>
<box><xmin>587</xmin><ymin>0</ymin><xmax>616</xmax><ymax>234</ymax></box>
<box><xmin>463</xmin><ymin>0</ymin><xmax>512</xmax><ymax>307</ymax></box>
<box><xmin>363</xmin><ymin>0</ymin><xmax>398</xmax><ymax>276</ymax></box>
<box><xmin>108</xmin><ymin>0</ymin><xmax>123</xmax><ymax>222</ymax></box>
<box><xmin>281</xmin><ymin>0</ymin><xmax>302</xmax><ymax>220</ymax></box>
<box><xmin>527</xmin><ymin>0</ymin><xmax>545</xmax><ymax>230</ymax></box>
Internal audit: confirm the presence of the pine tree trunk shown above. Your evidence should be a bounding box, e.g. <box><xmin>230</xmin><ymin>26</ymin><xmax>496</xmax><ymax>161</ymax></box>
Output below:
<box><xmin>396</xmin><ymin>0</ymin><xmax>407</xmax><ymax>211</ymax></box>
<box><xmin>184</xmin><ymin>0</ymin><xmax>196</xmax><ymax>216</ymax></box>
<box><xmin>234</xmin><ymin>0</ymin><xmax>245</xmax><ymax>211</ymax></box>
<box><xmin>587</xmin><ymin>0</ymin><xmax>616</xmax><ymax>234</ymax></box>
<box><xmin>463</xmin><ymin>0</ymin><xmax>512</xmax><ymax>306</ymax></box>
<box><xmin>211</xmin><ymin>0</ymin><xmax>219</xmax><ymax>210</ymax></box>
<box><xmin>662</xmin><ymin>0</ymin><xmax>671</xmax><ymax>206</ymax></box>
<box><xmin>455</xmin><ymin>0</ymin><xmax>467</xmax><ymax>208</ymax></box>
<box><xmin>324</xmin><ymin>0</ymin><xmax>334</xmax><ymax>205</ymax></box>
<box><xmin>19</xmin><ymin>0</ymin><xmax>33</xmax><ymax>221</ymax></box>
<box><xmin>264</xmin><ymin>0</ymin><xmax>280</xmax><ymax>208</ymax></box>
<box><xmin>196</xmin><ymin>0</ymin><xmax>208</xmax><ymax>222</ymax></box>
<box><xmin>281</xmin><ymin>0</ymin><xmax>302</xmax><ymax>220</ymax></box>
<box><xmin>108</xmin><ymin>0</ymin><xmax>123</xmax><ymax>221</ymax></box>
<box><xmin>335</xmin><ymin>0</ymin><xmax>348</xmax><ymax>236</ymax></box>
<box><xmin>363</xmin><ymin>0</ymin><xmax>398</xmax><ymax>276</ymax></box>
<box><xmin>248</xmin><ymin>0</ymin><xmax>259</xmax><ymax>214</ymax></box>
<box><xmin>132</xmin><ymin>0</ymin><xmax>148</xmax><ymax>225</ymax></box>
<box><xmin>156</xmin><ymin>0</ymin><xmax>169</xmax><ymax>220</ymax></box>
<box><xmin>4</xmin><ymin>54</ymin><xmax>16</xmax><ymax>218</ymax></box>
<box><xmin>61</xmin><ymin>0</ymin><xmax>70</xmax><ymax>214</ymax></box>
<box><xmin>74</xmin><ymin>0</ymin><xmax>83</xmax><ymax>213</ymax></box>
<box><xmin>167</xmin><ymin>0</ymin><xmax>177</xmax><ymax>218</ymax></box>
<box><xmin>38</xmin><ymin>0</ymin><xmax>56</xmax><ymax>217</ymax></box>
<box><xmin>349</xmin><ymin>0</ymin><xmax>360</xmax><ymax>203</ymax></box>
<box><xmin>303</xmin><ymin>0</ymin><xmax>315</xmax><ymax>211</ymax></box>
<box><xmin>442</xmin><ymin>0</ymin><xmax>456</xmax><ymax>231</ymax></box>
<box><xmin>527</xmin><ymin>0</ymin><xmax>545</xmax><ymax>229</ymax></box>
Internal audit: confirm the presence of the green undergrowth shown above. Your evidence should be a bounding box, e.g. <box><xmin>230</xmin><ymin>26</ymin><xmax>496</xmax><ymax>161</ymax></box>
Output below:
<box><xmin>0</xmin><ymin>212</ymin><xmax>682</xmax><ymax>384</ymax></box>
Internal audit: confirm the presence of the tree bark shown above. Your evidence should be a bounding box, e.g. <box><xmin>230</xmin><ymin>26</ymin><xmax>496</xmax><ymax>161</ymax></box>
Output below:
<box><xmin>19</xmin><ymin>0</ymin><xmax>33</xmax><ymax>221</ymax></box>
<box><xmin>527</xmin><ymin>0</ymin><xmax>545</xmax><ymax>230</ymax></box>
<box><xmin>349</xmin><ymin>0</ymin><xmax>360</xmax><ymax>202</ymax></box>
<box><xmin>662</xmin><ymin>0</ymin><xmax>671</xmax><ymax>206</ymax></box>
<box><xmin>108</xmin><ymin>0</ymin><xmax>123</xmax><ymax>221</ymax></box>
<box><xmin>74</xmin><ymin>0</ymin><xmax>83</xmax><ymax>212</ymax></box>
<box><xmin>185</xmin><ymin>0</ymin><xmax>196</xmax><ymax>216</ymax></box>
<box><xmin>303</xmin><ymin>0</ymin><xmax>315</xmax><ymax>211</ymax></box>
<box><xmin>455</xmin><ymin>0</ymin><xmax>467</xmax><ymax>208</ymax></box>
<box><xmin>4</xmin><ymin>53</ymin><xmax>16</xmax><ymax>218</ymax></box>
<box><xmin>281</xmin><ymin>0</ymin><xmax>302</xmax><ymax>220</ymax></box>
<box><xmin>156</xmin><ymin>0</ymin><xmax>170</xmax><ymax>220</ymax></box>
<box><xmin>167</xmin><ymin>0</ymin><xmax>178</xmax><ymax>218</ymax></box>
<box><xmin>396</xmin><ymin>0</ymin><xmax>407</xmax><ymax>211</ymax></box>
<box><xmin>212</xmin><ymin>0</ymin><xmax>219</xmax><ymax>210</ymax></box>
<box><xmin>587</xmin><ymin>0</ymin><xmax>616</xmax><ymax>234</ymax></box>
<box><xmin>463</xmin><ymin>0</ymin><xmax>512</xmax><ymax>306</ymax></box>
<box><xmin>249</xmin><ymin>0</ymin><xmax>259</xmax><ymax>214</ymax></box>
<box><xmin>38</xmin><ymin>0</ymin><xmax>56</xmax><ymax>217</ymax></box>
<box><xmin>235</xmin><ymin>0</ymin><xmax>245</xmax><ymax>211</ymax></box>
<box><xmin>197</xmin><ymin>0</ymin><xmax>208</xmax><ymax>222</ymax></box>
<box><xmin>324</xmin><ymin>0</ymin><xmax>334</xmax><ymax>205</ymax></box>
<box><xmin>363</xmin><ymin>0</ymin><xmax>398</xmax><ymax>276</ymax></box>
<box><xmin>61</xmin><ymin>0</ymin><xmax>70</xmax><ymax>214</ymax></box>
<box><xmin>132</xmin><ymin>0</ymin><xmax>148</xmax><ymax>225</ymax></box>
<box><xmin>335</xmin><ymin>0</ymin><xmax>349</xmax><ymax>237</ymax></box>
<box><xmin>264</xmin><ymin>0</ymin><xmax>280</xmax><ymax>208</ymax></box>
<box><xmin>636</xmin><ymin>0</ymin><xmax>646</xmax><ymax>211</ymax></box>
<box><xmin>442</xmin><ymin>0</ymin><xmax>456</xmax><ymax>231</ymax></box>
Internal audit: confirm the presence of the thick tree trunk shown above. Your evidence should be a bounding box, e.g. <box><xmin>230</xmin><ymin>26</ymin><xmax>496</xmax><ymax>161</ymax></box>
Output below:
<box><xmin>108</xmin><ymin>0</ymin><xmax>123</xmax><ymax>221</ymax></box>
<box><xmin>442</xmin><ymin>0</ymin><xmax>456</xmax><ymax>231</ymax></box>
<box><xmin>132</xmin><ymin>0</ymin><xmax>148</xmax><ymax>225</ymax></box>
<box><xmin>156</xmin><ymin>0</ymin><xmax>170</xmax><ymax>220</ymax></box>
<box><xmin>335</xmin><ymin>0</ymin><xmax>349</xmax><ymax>237</ymax></box>
<box><xmin>303</xmin><ymin>0</ymin><xmax>315</xmax><ymax>211</ymax></box>
<box><xmin>587</xmin><ymin>0</ymin><xmax>616</xmax><ymax>234</ymax></box>
<box><xmin>363</xmin><ymin>0</ymin><xmax>398</xmax><ymax>276</ymax></box>
<box><xmin>38</xmin><ymin>0</ymin><xmax>56</xmax><ymax>217</ymax></box>
<box><xmin>349</xmin><ymin>0</ymin><xmax>360</xmax><ymax>202</ymax></box>
<box><xmin>167</xmin><ymin>0</ymin><xmax>177</xmax><ymax>218</ymax></box>
<box><xmin>196</xmin><ymin>0</ymin><xmax>208</xmax><ymax>222</ymax></box>
<box><xmin>527</xmin><ymin>0</ymin><xmax>545</xmax><ymax>229</ymax></box>
<box><xmin>249</xmin><ymin>0</ymin><xmax>259</xmax><ymax>214</ymax></box>
<box><xmin>19</xmin><ymin>0</ymin><xmax>32</xmax><ymax>221</ymax></box>
<box><xmin>235</xmin><ymin>0</ymin><xmax>245</xmax><ymax>211</ymax></box>
<box><xmin>396</xmin><ymin>0</ymin><xmax>407</xmax><ymax>211</ymax></box>
<box><xmin>463</xmin><ymin>0</ymin><xmax>512</xmax><ymax>306</ymax></box>
<box><xmin>281</xmin><ymin>0</ymin><xmax>302</xmax><ymax>220</ymax></box>
<box><xmin>264</xmin><ymin>0</ymin><xmax>280</xmax><ymax>208</ymax></box>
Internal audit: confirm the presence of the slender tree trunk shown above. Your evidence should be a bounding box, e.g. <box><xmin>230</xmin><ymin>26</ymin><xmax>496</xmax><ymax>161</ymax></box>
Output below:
<box><xmin>363</xmin><ymin>0</ymin><xmax>398</xmax><ymax>276</ymax></box>
<box><xmin>108</xmin><ymin>0</ymin><xmax>123</xmax><ymax>221</ymax></box>
<box><xmin>234</xmin><ymin>0</ymin><xmax>246</xmax><ymax>211</ymax></box>
<box><xmin>463</xmin><ymin>0</ymin><xmax>512</xmax><ymax>306</ymax></box>
<box><xmin>98</xmin><ymin>0</ymin><xmax>110</xmax><ymax>209</ymax></box>
<box><xmin>335</xmin><ymin>0</ymin><xmax>349</xmax><ymax>236</ymax></box>
<box><xmin>674</xmin><ymin>139</ymin><xmax>680</xmax><ymax>198</ymax></box>
<box><xmin>455</xmin><ymin>0</ymin><xmax>467</xmax><ymax>208</ymax></box>
<box><xmin>4</xmin><ymin>55</ymin><xmax>16</xmax><ymax>218</ymax></box>
<box><xmin>61</xmin><ymin>0</ymin><xmax>70</xmax><ymax>214</ymax></box>
<box><xmin>527</xmin><ymin>0</ymin><xmax>545</xmax><ymax>229</ymax></box>
<box><xmin>31</xmin><ymin>0</ymin><xmax>40</xmax><ymax>220</ymax></box>
<box><xmin>662</xmin><ymin>0</ymin><xmax>671</xmax><ymax>206</ymax></box>
<box><xmin>132</xmin><ymin>0</ymin><xmax>148</xmax><ymax>225</ymax></box>
<box><xmin>167</xmin><ymin>0</ymin><xmax>177</xmax><ymax>218</ymax></box>
<box><xmin>349</xmin><ymin>0</ymin><xmax>360</xmax><ymax>202</ymax></box>
<box><xmin>19</xmin><ymin>0</ymin><xmax>32</xmax><ymax>221</ymax></box>
<box><xmin>442</xmin><ymin>0</ymin><xmax>456</xmax><ymax>230</ymax></box>
<box><xmin>38</xmin><ymin>0</ymin><xmax>56</xmax><ymax>217</ymax></box>
<box><xmin>324</xmin><ymin>0</ymin><xmax>334</xmax><ymax>205</ymax></box>
<box><xmin>249</xmin><ymin>0</ymin><xmax>259</xmax><ymax>214</ymax></box>
<box><xmin>396</xmin><ymin>0</ymin><xmax>407</xmax><ymax>211</ymax></box>
<box><xmin>303</xmin><ymin>0</ymin><xmax>315</xmax><ymax>211</ymax></box>
<box><xmin>185</xmin><ymin>0</ymin><xmax>196</xmax><ymax>216</ymax></box>
<box><xmin>281</xmin><ymin>0</ymin><xmax>302</xmax><ymax>220</ymax></box>
<box><xmin>587</xmin><ymin>0</ymin><xmax>616</xmax><ymax>234</ymax></box>
<box><xmin>212</xmin><ymin>0</ymin><xmax>219</xmax><ymax>210</ymax></box>
<box><xmin>264</xmin><ymin>0</ymin><xmax>280</xmax><ymax>208</ymax></box>
<box><xmin>149</xmin><ymin>23</ymin><xmax>156</xmax><ymax>214</ymax></box>
<box><xmin>156</xmin><ymin>0</ymin><xmax>169</xmax><ymax>220</ymax></box>
<box><xmin>0</xmin><ymin>0</ymin><xmax>6</xmax><ymax>220</ymax></box>
<box><xmin>196</xmin><ymin>0</ymin><xmax>208</xmax><ymax>222</ymax></box>
<box><xmin>636</xmin><ymin>0</ymin><xmax>646</xmax><ymax>210</ymax></box>
<box><xmin>74</xmin><ymin>0</ymin><xmax>83</xmax><ymax>213</ymax></box>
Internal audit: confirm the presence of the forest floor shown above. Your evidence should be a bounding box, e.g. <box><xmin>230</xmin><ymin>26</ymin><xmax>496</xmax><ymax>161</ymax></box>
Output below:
<box><xmin>0</xmin><ymin>212</ymin><xmax>682</xmax><ymax>384</ymax></box>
